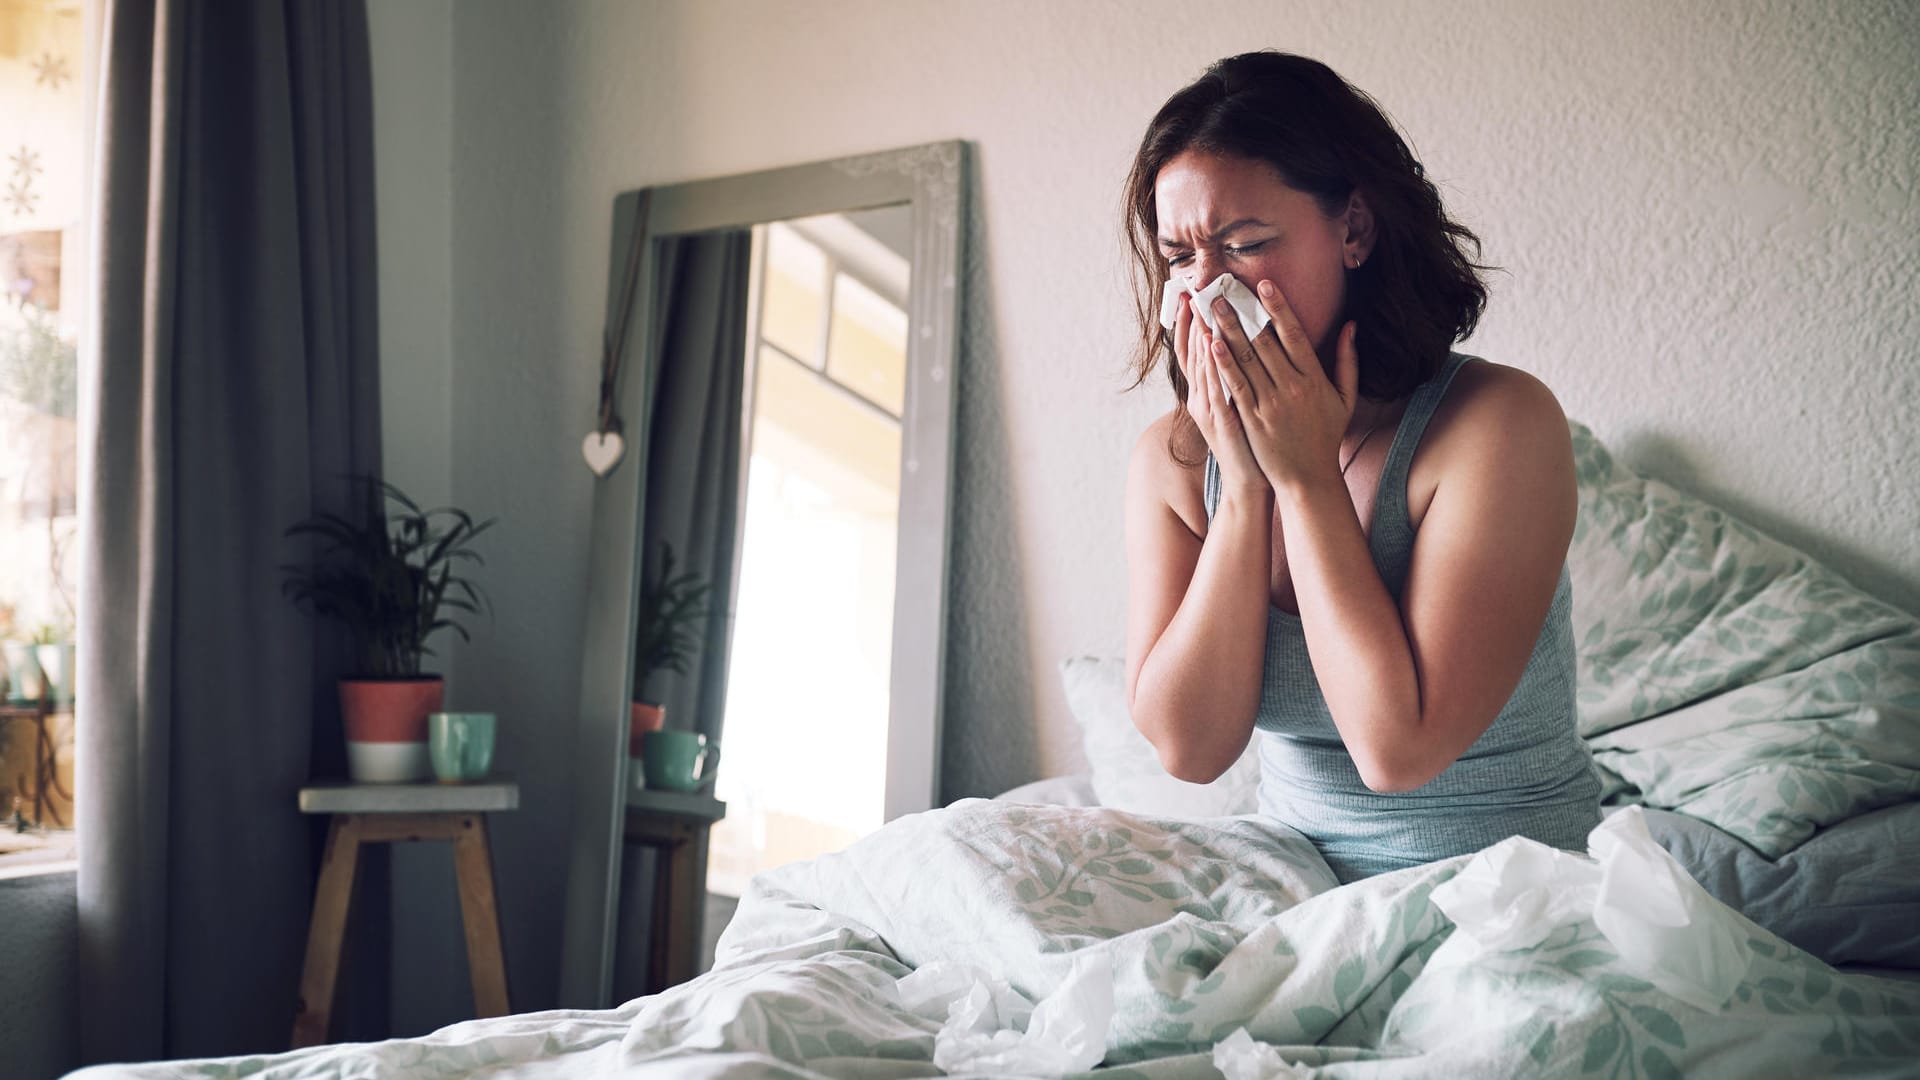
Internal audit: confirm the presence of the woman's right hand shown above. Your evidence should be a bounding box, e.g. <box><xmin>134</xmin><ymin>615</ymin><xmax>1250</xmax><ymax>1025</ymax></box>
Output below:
<box><xmin>1174</xmin><ymin>292</ymin><xmax>1266</xmax><ymax>499</ymax></box>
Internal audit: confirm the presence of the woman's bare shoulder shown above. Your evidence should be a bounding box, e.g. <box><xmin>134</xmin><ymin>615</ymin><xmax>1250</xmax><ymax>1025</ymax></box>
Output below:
<box><xmin>1128</xmin><ymin>408</ymin><xmax>1210</xmax><ymax>538</ymax></box>
<box><xmin>1433</xmin><ymin>359</ymin><xmax>1571</xmax><ymax>450</ymax></box>
<box><xmin>1412</xmin><ymin>359</ymin><xmax>1574</xmax><ymax>518</ymax></box>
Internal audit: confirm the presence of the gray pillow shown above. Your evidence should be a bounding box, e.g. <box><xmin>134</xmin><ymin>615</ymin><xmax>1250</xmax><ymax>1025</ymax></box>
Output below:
<box><xmin>1635</xmin><ymin>802</ymin><xmax>1920</xmax><ymax>969</ymax></box>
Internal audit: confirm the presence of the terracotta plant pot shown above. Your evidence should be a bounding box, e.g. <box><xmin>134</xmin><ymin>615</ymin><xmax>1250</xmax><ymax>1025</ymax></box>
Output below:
<box><xmin>630</xmin><ymin>701</ymin><xmax>666</xmax><ymax>757</ymax></box>
<box><xmin>340</xmin><ymin>676</ymin><xmax>445</xmax><ymax>782</ymax></box>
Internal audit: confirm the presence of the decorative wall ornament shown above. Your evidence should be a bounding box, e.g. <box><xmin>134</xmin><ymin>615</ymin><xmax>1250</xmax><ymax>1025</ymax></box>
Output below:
<box><xmin>584</xmin><ymin>188</ymin><xmax>652</xmax><ymax>477</ymax></box>
<box><xmin>30</xmin><ymin>50</ymin><xmax>67</xmax><ymax>89</ymax></box>
<box><xmin>5</xmin><ymin>145</ymin><xmax>41</xmax><ymax>218</ymax></box>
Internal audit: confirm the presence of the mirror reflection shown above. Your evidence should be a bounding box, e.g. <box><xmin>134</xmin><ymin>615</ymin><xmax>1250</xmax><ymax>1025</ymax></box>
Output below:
<box><xmin>708</xmin><ymin>205</ymin><xmax>912</xmax><ymax>895</ymax></box>
<box><xmin>614</xmin><ymin>204</ymin><xmax>920</xmax><ymax>997</ymax></box>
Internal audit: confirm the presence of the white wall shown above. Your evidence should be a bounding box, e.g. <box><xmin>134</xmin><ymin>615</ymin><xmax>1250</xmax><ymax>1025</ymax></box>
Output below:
<box><xmin>372</xmin><ymin>0</ymin><xmax>1919</xmax><ymax>1015</ymax></box>
<box><xmin>368</xmin><ymin>0</ymin><xmax>469</xmax><ymax>1036</ymax></box>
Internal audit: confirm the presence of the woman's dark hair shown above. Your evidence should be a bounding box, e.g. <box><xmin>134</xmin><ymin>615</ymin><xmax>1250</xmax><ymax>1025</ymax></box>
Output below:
<box><xmin>1124</xmin><ymin>51</ymin><xmax>1491</xmax><ymax>463</ymax></box>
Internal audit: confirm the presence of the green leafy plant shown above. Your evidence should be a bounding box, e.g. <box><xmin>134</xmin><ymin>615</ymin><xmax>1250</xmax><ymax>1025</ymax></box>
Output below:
<box><xmin>280</xmin><ymin>478</ymin><xmax>494</xmax><ymax>678</ymax></box>
<box><xmin>0</xmin><ymin>301</ymin><xmax>78</xmax><ymax>418</ymax></box>
<box><xmin>633</xmin><ymin>541</ymin><xmax>711</xmax><ymax>703</ymax></box>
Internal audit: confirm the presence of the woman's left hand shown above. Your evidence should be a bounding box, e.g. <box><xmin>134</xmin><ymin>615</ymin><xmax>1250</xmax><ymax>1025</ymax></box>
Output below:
<box><xmin>1206</xmin><ymin>280</ymin><xmax>1361</xmax><ymax>494</ymax></box>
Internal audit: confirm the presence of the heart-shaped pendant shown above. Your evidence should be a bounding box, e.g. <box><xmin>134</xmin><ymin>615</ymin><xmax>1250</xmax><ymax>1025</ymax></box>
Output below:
<box><xmin>583</xmin><ymin>430</ymin><xmax>625</xmax><ymax>477</ymax></box>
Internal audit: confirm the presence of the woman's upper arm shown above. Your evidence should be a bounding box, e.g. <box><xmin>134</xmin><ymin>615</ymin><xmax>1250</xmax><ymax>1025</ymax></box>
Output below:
<box><xmin>1123</xmin><ymin>415</ymin><xmax>1203</xmax><ymax>710</ymax></box>
<box><xmin>1397</xmin><ymin>367</ymin><xmax>1576</xmax><ymax>781</ymax></box>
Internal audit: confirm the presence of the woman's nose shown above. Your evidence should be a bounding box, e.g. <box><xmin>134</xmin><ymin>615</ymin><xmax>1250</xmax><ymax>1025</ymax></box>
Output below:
<box><xmin>1189</xmin><ymin>252</ymin><xmax>1220</xmax><ymax>286</ymax></box>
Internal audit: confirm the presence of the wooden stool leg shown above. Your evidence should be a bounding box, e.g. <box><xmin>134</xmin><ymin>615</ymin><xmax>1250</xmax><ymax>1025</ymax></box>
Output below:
<box><xmin>293</xmin><ymin>814</ymin><xmax>363</xmax><ymax>1048</ymax></box>
<box><xmin>646</xmin><ymin>840</ymin><xmax>675</xmax><ymax>995</ymax></box>
<box><xmin>452</xmin><ymin>814</ymin><xmax>511</xmax><ymax>1017</ymax></box>
<box><xmin>660</xmin><ymin>834</ymin><xmax>701</xmax><ymax>989</ymax></box>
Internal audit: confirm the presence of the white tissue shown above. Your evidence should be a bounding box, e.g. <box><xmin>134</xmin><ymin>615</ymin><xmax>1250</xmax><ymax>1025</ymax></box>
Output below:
<box><xmin>1159</xmin><ymin>273</ymin><xmax>1270</xmax><ymax>406</ymax></box>
<box><xmin>894</xmin><ymin>953</ymin><xmax>1114</xmax><ymax>1076</ymax></box>
<box><xmin>1430</xmin><ymin>806</ymin><xmax>1753</xmax><ymax>1013</ymax></box>
<box><xmin>1427</xmin><ymin>837</ymin><xmax>1598</xmax><ymax>952</ymax></box>
<box><xmin>1588</xmin><ymin>807</ymin><xmax>1753</xmax><ymax>1013</ymax></box>
<box><xmin>1159</xmin><ymin>273</ymin><xmax>1272</xmax><ymax>341</ymax></box>
<box><xmin>1212</xmin><ymin>1028</ymin><xmax>1317</xmax><ymax>1080</ymax></box>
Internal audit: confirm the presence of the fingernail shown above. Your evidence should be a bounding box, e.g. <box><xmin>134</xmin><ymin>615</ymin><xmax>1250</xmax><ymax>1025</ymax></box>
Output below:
<box><xmin>1258</xmin><ymin>281</ymin><xmax>1274</xmax><ymax>297</ymax></box>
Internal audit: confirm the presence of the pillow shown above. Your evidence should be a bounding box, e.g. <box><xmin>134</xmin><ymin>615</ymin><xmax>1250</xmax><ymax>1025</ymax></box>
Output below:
<box><xmin>994</xmin><ymin>773</ymin><xmax>1099</xmax><ymax>807</ymax></box>
<box><xmin>1060</xmin><ymin>655</ymin><xmax>1259</xmax><ymax>817</ymax></box>
<box><xmin>1634</xmin><ymin>802</ymin><xmax>1920</xmax><ymax>969</ymax></box>
<box><xmin>1567</xmin><ymin>421</ymin><xmax>1920</xmax><ymax>856</ymax></box>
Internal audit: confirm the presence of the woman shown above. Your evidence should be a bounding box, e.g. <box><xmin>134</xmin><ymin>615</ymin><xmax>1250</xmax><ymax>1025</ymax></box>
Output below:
<box><xmin>1123</xmin><ymin>51</ymin><xmax>1600</xmax><ymax>883</ymax></box>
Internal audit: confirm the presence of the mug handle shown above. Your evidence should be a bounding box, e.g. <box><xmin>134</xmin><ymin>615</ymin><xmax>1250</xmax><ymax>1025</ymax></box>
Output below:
<box><xmin>696</xmin><ymin>743</ymin><xmax>721</xmax><ymax>791</ymax></box>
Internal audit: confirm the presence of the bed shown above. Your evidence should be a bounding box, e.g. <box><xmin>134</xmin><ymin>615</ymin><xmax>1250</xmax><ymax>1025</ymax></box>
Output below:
<box><xmin>72</xmin><ymin>422</ymin><xmax>1920</xmax><ymax>1077</ymax></box>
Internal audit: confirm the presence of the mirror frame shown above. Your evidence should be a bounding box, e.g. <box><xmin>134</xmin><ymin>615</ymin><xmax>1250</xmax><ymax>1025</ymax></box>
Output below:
<box><xmin>559</xmin><ymin>141</ymin><xmax>970</xmax><ymax>1008</ymax></box>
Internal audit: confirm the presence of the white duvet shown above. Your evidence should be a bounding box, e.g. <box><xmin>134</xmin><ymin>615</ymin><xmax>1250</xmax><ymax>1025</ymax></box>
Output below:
<box><xmin>72</xmin><ymin>800</ymin><xmax>1920</xmax><ymax>1079</ymax></box>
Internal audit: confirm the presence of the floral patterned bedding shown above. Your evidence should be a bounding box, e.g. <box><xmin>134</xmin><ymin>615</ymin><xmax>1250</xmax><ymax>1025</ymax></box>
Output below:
<box><xmin>1567</xmin><ymin>422</ymin><xmax>1920</xmax><ymax>857</ymax></box>
<box><xmin>68</xmin><ymin>421</ymin><xmax>1920</xmax><ymax>1078</ymax></box>
<box><xmin>72</xmin><ymin>800</ymin><xmax>1920</xmax><ymax>1079</ymax></box>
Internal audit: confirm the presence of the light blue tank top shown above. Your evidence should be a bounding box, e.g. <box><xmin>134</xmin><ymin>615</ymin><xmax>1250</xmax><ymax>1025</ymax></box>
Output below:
<box><xmin>1203</xmin><ymin>353</ymin><xmax>1601</xmax><ymax>883</ymax></box>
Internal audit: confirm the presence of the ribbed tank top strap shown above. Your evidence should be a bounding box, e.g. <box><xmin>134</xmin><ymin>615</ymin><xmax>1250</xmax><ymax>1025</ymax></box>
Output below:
<box><xmin>1370</xmin><ymin>353</ymin><xmax>1472</xmax><ymax>587</ymax></box>
<box><xmin>1204</xmin><ymin>445</ymin><xmax>1222</xmax><ymax>523</ymax></box>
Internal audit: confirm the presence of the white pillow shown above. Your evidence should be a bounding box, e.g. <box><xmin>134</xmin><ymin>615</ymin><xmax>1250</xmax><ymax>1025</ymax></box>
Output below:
<box><xmin>1061</xmin><ymin>655</ymin><xmax>1261</xmax><ymax>818</ymax></box>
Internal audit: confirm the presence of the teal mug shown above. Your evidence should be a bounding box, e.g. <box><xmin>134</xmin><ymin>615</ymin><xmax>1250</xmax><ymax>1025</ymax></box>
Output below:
<box><xmin>641</xmin><ymin>730</ymin><xmax>719</xmax><ymax>792</ymax></box>
<box><xmin>429</xmin><ymin>712</ymin><xmax>497</xmax><ymax>783</ymax></box>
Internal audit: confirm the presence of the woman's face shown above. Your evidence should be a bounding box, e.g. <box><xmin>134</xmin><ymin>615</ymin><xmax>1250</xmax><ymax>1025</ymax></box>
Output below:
<box><xmin>1153</xmin><ymin>150</ymin><xmax>1368</xmax><ymax>361</ymax></box>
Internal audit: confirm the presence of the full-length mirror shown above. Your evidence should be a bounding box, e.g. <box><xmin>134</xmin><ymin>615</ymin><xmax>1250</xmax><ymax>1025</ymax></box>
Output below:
<box><xmin>561</xmin><ymin>143</ymin><xmax>968</xmax><ymax>1009</ymax></box>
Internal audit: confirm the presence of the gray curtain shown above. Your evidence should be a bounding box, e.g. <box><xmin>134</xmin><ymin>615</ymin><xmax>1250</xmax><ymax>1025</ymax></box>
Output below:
<box><xmin>78</xmin><ymin>0</ymin><xmax>383</xmax><ymax>1062</ymax></box>
<box><xmin>611</xmin><ymin>229</ymin><xmax>749</xmax><ymax>1003</ymax></box>
<box><xmin>637</xmin><ymin>231</ymin><xmax>752</xmax><ymax>745</ymax></box>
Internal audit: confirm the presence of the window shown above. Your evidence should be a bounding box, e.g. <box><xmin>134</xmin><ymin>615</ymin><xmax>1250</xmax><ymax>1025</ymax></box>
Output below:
<box><xmin>0</xmin><ymin>0</ymin><xmax>90</xmax><ymax>873</ymax></box>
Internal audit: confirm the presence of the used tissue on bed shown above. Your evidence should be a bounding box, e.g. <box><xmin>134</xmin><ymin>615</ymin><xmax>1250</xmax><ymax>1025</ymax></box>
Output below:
<box><xmin>894</xmin><ymin>952</ymin><xmax>1113</xmax><ymax>1075</ymax></box>
<box><xmin>1431</xmin><ymin>806</ymin><xmax>1753</xmax><ymax>1012</ymax></box>
<box><xmin>1212</xmin><ymin>1028</ymin><xmax>1317</xmax><ymax>1080</ymax></box>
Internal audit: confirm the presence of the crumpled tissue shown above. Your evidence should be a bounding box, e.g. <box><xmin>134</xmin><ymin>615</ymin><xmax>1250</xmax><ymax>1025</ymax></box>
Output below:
<box><xmin>893</xmin><ymin>952</ymin><xmax>1113</xmax><ymax>1076</ymax></box>
<box><xmin>1431</xmin><ymin>805</ymin><xmax>1753</xmax><ymax>1012</ymax></box>
<box><xmin>1158</xmin><ymin>273</ymin><xmax>1270</xmax><ymax>406</ymax></box>
<box><xmin>1212</xmin><ymin>1027</ymin><xmax>1317</xmax><ymax>1080</ymax></box>
<box><xmin>1159</xmin><ymin>272</ymin><xmax>1271</xmax><ymax>341</ymax></box>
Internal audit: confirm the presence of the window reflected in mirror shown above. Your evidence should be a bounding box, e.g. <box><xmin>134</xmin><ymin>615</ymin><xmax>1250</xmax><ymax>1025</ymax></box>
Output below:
<box><xmin>706</xmin><ymin>206</ymin><xmax>911</xmax><ymax>899</ymax></box>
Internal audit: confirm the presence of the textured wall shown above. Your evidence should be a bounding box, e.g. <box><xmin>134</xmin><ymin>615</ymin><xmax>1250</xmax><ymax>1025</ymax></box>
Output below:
<box><xmin>385</xmin><ymin>0</ymin><xmax>1919</xmax><ymax>1013</ymax></box>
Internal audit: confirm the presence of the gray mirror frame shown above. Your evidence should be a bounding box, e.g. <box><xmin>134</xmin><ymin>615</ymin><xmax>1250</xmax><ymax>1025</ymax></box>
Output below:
<box><xmin>559</xmin><ymin>141</ymin><xmax>969</xmax><ymax>1009</ymax></box>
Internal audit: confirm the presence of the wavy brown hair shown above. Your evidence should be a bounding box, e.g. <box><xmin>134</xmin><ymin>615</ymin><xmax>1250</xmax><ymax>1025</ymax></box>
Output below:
<box><xmin>1124</xmin><ymin>51</ymin><xmax>1492</xmax><ymax>464</ymax></box>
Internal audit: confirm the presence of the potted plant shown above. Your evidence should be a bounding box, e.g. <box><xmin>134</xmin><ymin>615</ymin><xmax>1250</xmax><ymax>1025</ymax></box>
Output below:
<box><xmin>31</xmin><ymin>622</ymin><xmax>74</xmax><ymax>708</ymax></box>
<box><xmin>630</xmin><ymin>541</ymin><xmax>711</xmax><ymax>759</ymax></box>
<box><xmin>282</xmin><ymin>479</ymin><xmax>493</xmax><ymax>782</ymax></box>
<box><xmin>0</xmin><ymin>603</ymin><xmax>34</xmax><ymax>705</ymax></box>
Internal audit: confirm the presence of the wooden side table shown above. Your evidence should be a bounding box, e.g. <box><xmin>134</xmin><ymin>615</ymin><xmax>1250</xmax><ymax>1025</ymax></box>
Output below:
<box><xmin>624</xmin><ymin>788</ymin><xmax>726</xmax><ymax>995</ymax></box>
<box><xmin>0</xmin><ymin>697</ymin><xmax>74</xmax><ymax>828</ymax></box>
<box><xmin>292</xmin><ymin>779</ymin><xmax>519</xmax><ymax>1048</ymax></box>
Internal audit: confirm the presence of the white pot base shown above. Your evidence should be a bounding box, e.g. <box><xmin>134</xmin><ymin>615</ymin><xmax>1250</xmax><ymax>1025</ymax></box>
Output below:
<box><xmin>347</xmin><ymin>741</ymin><xmax>430</xmax><ymax>783</ymax></box>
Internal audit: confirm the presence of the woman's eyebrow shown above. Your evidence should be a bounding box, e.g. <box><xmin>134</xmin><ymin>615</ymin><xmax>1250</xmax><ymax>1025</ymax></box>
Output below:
<box><xmin>1157</xmin><ymin>218</ymin><xmax>1275</xmax><ymax>247</ymax></box>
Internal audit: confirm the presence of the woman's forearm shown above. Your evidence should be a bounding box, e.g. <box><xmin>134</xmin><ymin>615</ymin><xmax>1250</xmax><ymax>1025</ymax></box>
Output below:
<box><xmin>1132</xmin><ymin>488</ymin><xmax>1274</xmax><ymax>782</ymax></box>
<box><xmin>1274</xmin><ymin>471</ymin><xmax>1425</xmax><ymax>791</ymax></box>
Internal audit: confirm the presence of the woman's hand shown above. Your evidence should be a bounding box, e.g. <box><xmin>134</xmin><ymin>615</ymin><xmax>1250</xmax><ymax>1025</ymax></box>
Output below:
<box><xmin>1206</xmin><ymin>280</ymin><xmax>1361</xmax><ymax>495</ymax></box>
<box><xmin>1172</xmin><ymin>291</ymin><xmax>1266</xmax><ymax>498</ymax></box>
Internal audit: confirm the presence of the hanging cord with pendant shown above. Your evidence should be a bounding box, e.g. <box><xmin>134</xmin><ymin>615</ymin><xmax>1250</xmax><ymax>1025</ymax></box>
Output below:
<box><xmin>596</xmin><ymin>188</ymin><xmax>655</xmax><ymax>438</ymax></box>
